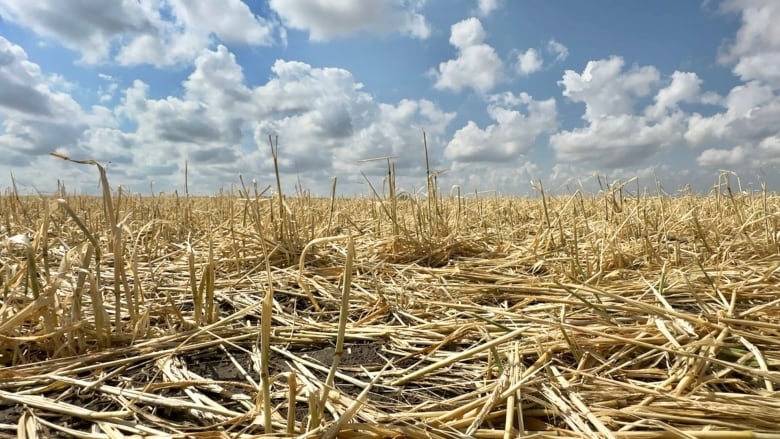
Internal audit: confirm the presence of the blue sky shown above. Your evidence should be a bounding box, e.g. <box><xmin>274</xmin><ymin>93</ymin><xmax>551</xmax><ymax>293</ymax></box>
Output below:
<box><xmin>0</xmin><ymin>0</ymin><xmax>778</xmax><ymax>195</ymax></box>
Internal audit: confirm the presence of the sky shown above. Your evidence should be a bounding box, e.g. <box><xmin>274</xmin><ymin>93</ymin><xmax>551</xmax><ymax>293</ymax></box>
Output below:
<box><xmin>0</xmin><ymin>0</ymin><xmax>778</xmax><ymax>196</ymax></box>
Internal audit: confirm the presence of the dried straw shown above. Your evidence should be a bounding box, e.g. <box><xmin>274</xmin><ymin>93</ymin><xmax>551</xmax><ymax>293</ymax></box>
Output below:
<box><xmin>1</xmin><ymin>163</ymin><xmax>780</xmax><ymax>437</ymax></box>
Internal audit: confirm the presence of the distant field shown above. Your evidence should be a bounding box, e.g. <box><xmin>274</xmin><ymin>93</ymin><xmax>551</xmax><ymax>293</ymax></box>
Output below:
<box><xmin>1</xmin><ymin>163</ymin><xmax>779</xmax><ymax>437</ymax></box>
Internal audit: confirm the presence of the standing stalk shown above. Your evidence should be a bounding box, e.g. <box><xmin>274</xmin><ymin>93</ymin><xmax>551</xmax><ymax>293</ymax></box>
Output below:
<box><xmin>259</xmin><ymin>229</ymin><xmax>275</xmax><ymax>432</ymax></box>
<box><xmin>313</xmin><ymin>236</ymin><xmax>354</xmax><ymax>429</ymax></box>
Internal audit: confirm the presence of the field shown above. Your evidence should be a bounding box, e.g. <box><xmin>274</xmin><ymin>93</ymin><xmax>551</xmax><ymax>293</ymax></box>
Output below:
<box><xmin>1</xmin><ymin>161</ymin><xmax>780</xmax><ymax>438</ymax></box>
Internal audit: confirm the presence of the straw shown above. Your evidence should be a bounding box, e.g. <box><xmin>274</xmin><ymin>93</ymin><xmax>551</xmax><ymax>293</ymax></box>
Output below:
<box><xmin>0</xmin><ymin>157</ymin><xmax>779</xmax><ymax>436</ymax></box>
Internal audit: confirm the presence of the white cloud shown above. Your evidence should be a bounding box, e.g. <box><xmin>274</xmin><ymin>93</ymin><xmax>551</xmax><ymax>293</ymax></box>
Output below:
<box><xmin>445</xmin><ymin>92</ymin><xmax>557</xmax><ymax>162</ymax></box>
<box><xmin>433</xmin><ymin>18</ymin><xmax>503</xmax><ymax>93</ymax></box>
<box><xmin>340</xmin><ymin>99</ymin><xmax>455</xmax><ymax>178</ymax></box>
<box><xmin>125</xmin><ymin>88</ymin><xmax>240</xmax><ymax>149</ymax></box>
<box><xmin>0</xmin><ymin>39</ymin><xmax>458</xmax><ymax>193</ymax></box>
<box><xmin>97</xmin><ymin>73</ymin><xmax>119</xmax><ymax>103</ymax></box>
<box><xmin>0</xmin><ymin>0</ymin><xmax>155</xmax><ymax>64</ymax></box>
<box><xmin>252</xmin><ymin>60</ymin><xmax>454</xmax><ymax>179</ymax></box>
<box><xmin>549</xmin><ymin>163</ymin><xmax>579</xmax><ymax>184</ymax></box>
<box><xmin>719</xmin><ymin>0</ymin><xmax>780</xmax><ymax>87</ymax></box>
<box><xmin>646</xmin><ymin>71</ymin><xmax>702</xmax><ymax>120</ymax></box>
<box><xmin>513</xmin><ymin>40</ymin><xmax>567</xmax><ymax>77</ymax></box>
<box><xmin>516</xmin><ymin>48</ymin><xmax>543</xmax><ymax>76</ymax></box>
<box><xmin>476</xmin><ymin>0</ymin><xmax>502</xmax><ymax>16</ymax></box>
<box><xmin>0</xmin><ymin>118</ymin><xmax>86</xmax><ymax>155</ymax></box>
<box><xmin>0</xmin><ymin>0</ymin><xmax>278</xmax><ymax>66</ymax></box>
<box><xmin>169</xmin><ymin>0</ymin><xmax>276</xmax><ymax>46</ymax></box>
<box><xmin>697</xmin><ymin>145</ymin><xmax>749</xmax><ymax>167</ymax></box>
<box><xmin>758</xmin><ymin>136</ymin><xmax>780</xmax><ymax>155</ymax></box>
<box><xmin>0</xmin><ymin>37</ymin><xmax>81</xmax><ymax>119</ymax></box>
<box><xmin>705</xmin><ymin>0</ymin><xmax>780</xmax><ymax>189</ymax></box>
<box><xmin>445</xmin><ymin>161</ymin><xmax>538</xmax><ymax>194</ymax></box>
<box><xmin>547</xmin><ymin>39</ymin><xmax>569</xmax><ymax>62</ymax></box>
<box><xmin>559</xmin><ymin>56</ymin><xmax>660</xmax><ymax>121</ymax></box>
<box><xmin>551</xmin><ymin>57</ymin><xmax>686</xmax><ymax>167</ymax></box>
<box><xmin>449</xmin><ymin>17</ymin><xmax>486</xmax><ymax>48</ymax></box>
<box><xmin>550</xmin><ymin>113</ymin><xmax>686</xmax><ymax>168</ymax></box>
<box><xmin>0</xmin><ymin>37</ymin><xmax>89</xmax><ymax>159</ymax></box>
<box><xmin>106</xmin><ymin>47</ymin><xmax>254</xmax><ymax>181</ymax></box>
<box><xmin>269</xmin><ymin>0</ymin><xmax>430</xmax><ymax>41</ymax></box>
<box><xmin>684</xmin><ymin>80</ymin><xmax>779</xmax><ymax>147</ymax></box>
<box><xmin>611</xmin><ymin>164</ymin><xmax>668</xmax><ymax>182</ymax></box>
<box><xmin>5</xmin><ymin>3</ymin><xmax>779</xmax><ymax>194</ymax></box>
<box><xmin>0</xmin><ymin>42</ymin><xmax>454</xmax><ymax>193</ymax></box>
<box><xmin>752</xmin><ymin>136</ymin><xmax>780</xmax><ymax>166</ymax></box>
<box><xmin>184</xmin><ymin>45</ymin><xmax>252</xmax><ymax>112</ymax></box>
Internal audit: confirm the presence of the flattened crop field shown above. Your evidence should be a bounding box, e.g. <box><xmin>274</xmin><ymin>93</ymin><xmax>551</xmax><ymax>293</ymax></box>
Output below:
<box><xmin>1</xmin><ymin>167</ymin><xmax>780</xmax><ymax>438</ymax></box>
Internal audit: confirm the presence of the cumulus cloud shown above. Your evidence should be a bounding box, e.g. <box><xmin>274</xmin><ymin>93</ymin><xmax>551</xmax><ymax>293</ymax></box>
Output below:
<box><xmin>0</xmin><ymin>37</ymin><xmax>81</xmax><ymax>119</ymax></box>
<box><xmin>445</xmin><ymin>92</ymin><xmax>557</xmax><ymax>162</ymax></box>
<box><xmin>646</xmin><ymin>71</ymin><xmax>703</xmax><ymax>120</ymax></box>
<box><xmin>684</xmin><ymin>80</ymin><xmax>779</xmax><ymax>147</ymax></box>
<box><xmin>758</xmin><ymin>136</ymin><xmax>780</xmax><ymax>156</ymax></box>
<box><xmin>516</xmin><ymin>48</ymin><xmax>543</xmax><ymax>76</ymax></box>
<box><xmin>551</xmin><ymin>113</ymin><xmax>686</xmax><ymax>168</ymax></box>
<box><xmin>677</xmin><ymin>1</ymin><xmax>780</xmax><ymax>171</ymax></box>
<box><xmin>0</xmin><ymin>37</ymin><xmax>90</xmax><ymax>160</ymax></box>
<box><xmin>551</xmin><ymin>57</ymin><xmax>689</xmax><ymax>167</ymax></box>
<box><xmin>250</xmin><ymin>59</ymin><xmax>370</xmax><ymax>173</ymax></box>
<box><xmin>340</xmin><ymin>99</ymin><xmax>455</xmax><ymax>177</ymax></box>
<box><xmin>697</xmin><ymin>145</ymin><xmax>749</xmax><ymax>167</ymax></box>
<box><xmin>184</xmin><ymin>45</ymin><xmax>252</xmax><ymax>114</ymax></box>
<box><xmin>0</xmin><ymin>0</ymin><xmax>278</xmax><ymax>66</ymax></box>
<box><xmin>252</xmin><ymin>60</ymin><xmax>454</xmax><ymax>178</ymax></box>
<box><xmin>476</xmin><ymin>0</ymin><xmax>502</xmax><ymax>16</ymax></box>
<box><xmin>433</xmin><ymin>18</ymin><xmax>503</xmax><ymax>93</ymax></box>
<box><xmin>718</xmin><ymin>0</ymin><xmax>780</xmax><ymax>87</ymax></box>
<box><xmin>559</xmin><ymin>56</ymin><xmax>660</xmax><ymax>120</ymax></box>
<box><xmin>0</xmin><ymin>40</ymin><xmax>456</xmax><ymax>193</ymax></box>
<box><xmin>550</xmin><ymin>47</ymin><xmax>777</xmax><ymax>174</ymax></box>
<box><xmin>118</xmin><ymin>77</ymin><xmax>242</xmax><ymax>152</ymax></box>
<box><xmin>269</xmin><ymin>0</ymin><xmax>431</xmax><ymax>41</ymax></box>
<box><xmin>169</xmin><ymin>0</ymin><xmax>276</xmax><ymax>46</ymax></box>
<box><xmin>0</xmin><ymin>119</ymin><xmax>86</xmax><ymax>155</ymax></box>
<box><xmin>514</xmin><ymin>40</ymin><xmax>567</xmax><ymax>77</ymax></box>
